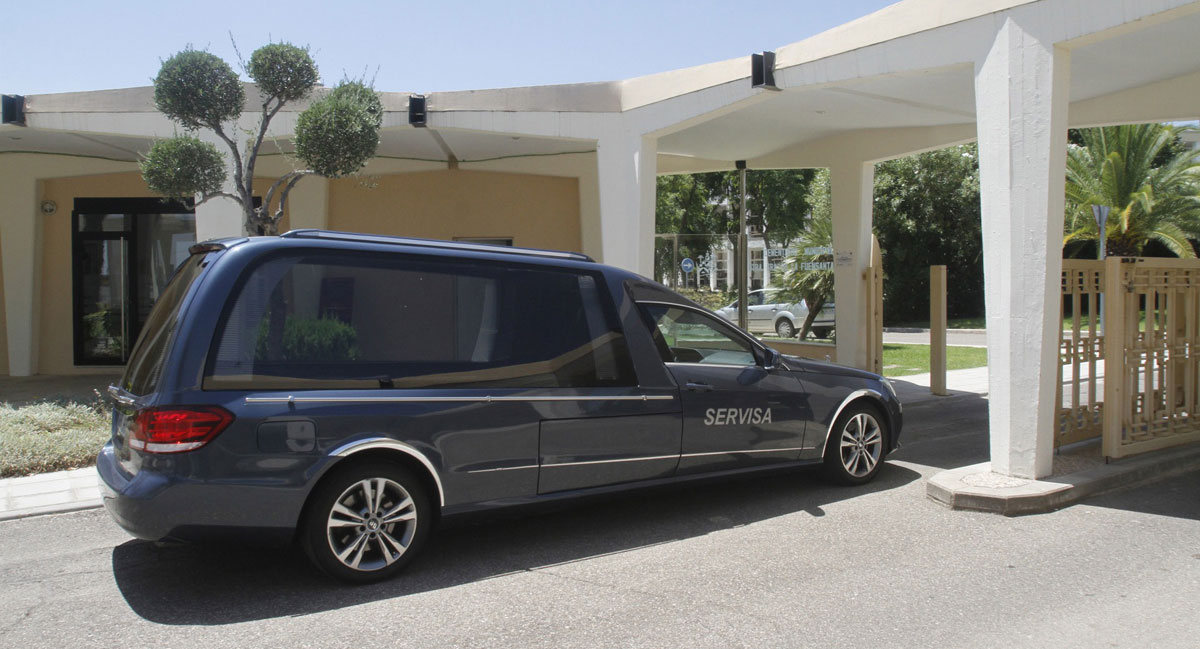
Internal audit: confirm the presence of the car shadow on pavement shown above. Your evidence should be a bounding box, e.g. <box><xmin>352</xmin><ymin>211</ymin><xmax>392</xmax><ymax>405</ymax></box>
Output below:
<box><xmin>112</xmin><ymin>462</ymin><xmax>921</xmax><ymax>625</ymax></box>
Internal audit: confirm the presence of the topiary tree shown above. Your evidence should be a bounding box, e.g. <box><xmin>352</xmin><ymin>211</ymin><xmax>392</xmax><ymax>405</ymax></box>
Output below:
<box><xmin>140</xmin><ymin>43</ymin><xmax>382</xmax><ymax>235</ymax></box>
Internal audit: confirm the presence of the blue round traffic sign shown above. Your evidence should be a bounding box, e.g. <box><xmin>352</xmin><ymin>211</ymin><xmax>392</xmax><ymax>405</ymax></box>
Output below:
<box><xmin>680</xmin><ymin>257</ymin><xmax>695</xmax><ymax>273</ymax></box>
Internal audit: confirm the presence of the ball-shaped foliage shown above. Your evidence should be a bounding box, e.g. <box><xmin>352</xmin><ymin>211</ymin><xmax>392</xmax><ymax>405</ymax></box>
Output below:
<box><xmin>248</xmin><ymin>43</ymin><xmax>319</xmax><ymax>102</ymax></box>
<box><xmin>141</xmin><ymin>136</ymin><xmax>227</xmax><ymax>198</ymax></box>
<box><xmin>294</xmin><ymin>81</ymin><xmax>382</xmax><ymax>178</ymax></box>
<box><xmin>154</xmin><ymin>49</ymin><xmax>244</xmax><ymax>130</ymax></box>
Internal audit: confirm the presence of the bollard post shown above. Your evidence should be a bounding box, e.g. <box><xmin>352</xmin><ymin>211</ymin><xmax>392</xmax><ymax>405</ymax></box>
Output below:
<box><xmin>931</xmin><ymin>265</ymin><xmax>948</xmax><ymax>395</ymax></box>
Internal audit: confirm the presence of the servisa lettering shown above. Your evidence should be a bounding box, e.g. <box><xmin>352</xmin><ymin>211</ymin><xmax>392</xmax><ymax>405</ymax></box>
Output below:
<box><xmin>703</xmin><ymin>407</ymin><xmax>773</xmax><ymax>426</ymax></box>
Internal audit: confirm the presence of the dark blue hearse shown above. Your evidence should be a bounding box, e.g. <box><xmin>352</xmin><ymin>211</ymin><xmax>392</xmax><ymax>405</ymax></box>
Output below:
<box><xmin>98</xmin><ymin>230</ymin><xmax>902</xmax><ymax>582</ymax></box>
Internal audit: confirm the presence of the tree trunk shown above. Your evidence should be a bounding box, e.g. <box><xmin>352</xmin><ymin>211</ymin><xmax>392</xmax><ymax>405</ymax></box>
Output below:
<box><xmin>799</xmin><ymin>295</ymin><xmax>826</xmax><ymax>340</ymax></box>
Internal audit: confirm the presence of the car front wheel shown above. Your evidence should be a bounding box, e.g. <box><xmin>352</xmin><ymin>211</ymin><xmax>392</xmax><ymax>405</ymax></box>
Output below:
<box><xmin>302</xmin><ymin>461</ymin><xmax>432</xmax><ymax>583</ymax></box>
<box><xmin>775</xmin><ymin>318</ymin><xmax>797</xmax><ymax>338</ymax></box>
<box><xmin>823</xmin><ymin>405</ymin><xmax>888</xmax><ymax>485</ymax></box>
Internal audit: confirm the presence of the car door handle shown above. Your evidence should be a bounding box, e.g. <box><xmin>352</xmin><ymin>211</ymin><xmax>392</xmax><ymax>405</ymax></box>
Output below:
<box><xmin>686</xmin><ymin>381</ymin><xmax>713</xmax><ymax>391</ymax></box>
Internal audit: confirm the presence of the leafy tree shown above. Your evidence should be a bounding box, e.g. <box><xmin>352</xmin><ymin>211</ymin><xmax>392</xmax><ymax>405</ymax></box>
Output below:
<box><xmin>1063</xmin><ymin>123</ymin><xmax>1200</xmax><ymax>258</ymax></box>
<box><xmin>655</xmin><ymin>169</ymin><xmax>817</xmax><ymax>285</ymax></box>
<box><xmin>873</xmin><ymin>144</ymin><xmax>984</xmax><ymax>323</ymax></box>
<box><xmin>778</xmin><ymin>169</ymin><xmax>835</xmax><ymax>339</ymax></box>
<box><xmin>140</xmin><ymin>43</ymin><xmax>382</xmax><ymax>235</ymax></box>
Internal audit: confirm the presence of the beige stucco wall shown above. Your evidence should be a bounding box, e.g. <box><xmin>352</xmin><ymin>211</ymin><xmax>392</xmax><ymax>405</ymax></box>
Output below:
<box><xmin>31</xmin><ymin>168</ymin><xmax>574</xmax><ymax>374</ymax></box>
<box><xmin>326</xmin><ymin>169</ymin><xmax>581</xmax><ymax>252</ymax></box>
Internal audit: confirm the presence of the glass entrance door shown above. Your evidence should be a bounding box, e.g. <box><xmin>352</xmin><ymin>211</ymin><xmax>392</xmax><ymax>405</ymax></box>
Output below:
<box><xmin>72</xmin><ymin>199</ymin><xmax>196</xmax><ymax>366</ymax></box>
<box><xmin>77</xmin><ymin>236</ymin><xmax>131</xmax><ymax>363</ymax></box>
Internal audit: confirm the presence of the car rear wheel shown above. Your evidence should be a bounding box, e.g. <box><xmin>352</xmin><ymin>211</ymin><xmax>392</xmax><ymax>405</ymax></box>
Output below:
<box><xmin>812</xmin><ymin>326</ymin><xmax>831</xmax><ymax>339</ymax></box>
<box><xmin>775</xmin><ymin>318</ymin><xmax>796</xmax><ymax>338</ymax></box>
<box><xmin>302</xmin><ymin>461</ymin><xmax>432</xmax><ymax>583</ymax></box>
<box><xmin>823</xmin><ymin>405</ymin><xmax>887</xmax><ymax>485</ymax></box>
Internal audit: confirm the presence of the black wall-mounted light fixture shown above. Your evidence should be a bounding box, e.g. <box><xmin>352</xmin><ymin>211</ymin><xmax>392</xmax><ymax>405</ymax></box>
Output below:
<box><xmin>408</xmin><ymin>94</ymin><xmax>427</xmax><ymax>127</ymax></box>
<box><xmin>751</xmin><ymin>52</ymin><xmax>779</xmax><ymax>91</ymax></box>
<box><xmin>2</xmin><ymin>95</ymin><xmax>25</xmax><ymax>126</ymax></box>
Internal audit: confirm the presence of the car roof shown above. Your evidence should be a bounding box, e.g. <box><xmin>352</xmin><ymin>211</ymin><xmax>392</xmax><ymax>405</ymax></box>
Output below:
<box><xmin>279</xmin><ymin>229</ymin><xmax>594</xmax><ymax>262</ymax></box>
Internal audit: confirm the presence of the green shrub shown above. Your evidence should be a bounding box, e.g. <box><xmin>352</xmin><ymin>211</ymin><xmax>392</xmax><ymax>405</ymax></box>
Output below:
<box><xmin>677</xmin><ymin>288</ymin><xmax>736</xmax><ymax>311</ymax></box>
<box><xmin>0</xmin><ymin>398</ymin><xmax>110</xmax><ymax>477</ymax></box>
<box><xmin>256</xmin><ymin>315</ymin><xmax>360</xmax><ymax>362</ymax></box>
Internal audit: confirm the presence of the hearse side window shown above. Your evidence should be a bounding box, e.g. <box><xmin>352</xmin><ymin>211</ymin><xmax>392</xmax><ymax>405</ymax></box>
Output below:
<box><xmin>639</xmin><ymin>304</ymin><xmax>757</xmax><ymax>366</ymax></box>
<box><xmin>204</xmin><ymin>253</ymin><xmax>636</xmax><ymax>390</ymax></box>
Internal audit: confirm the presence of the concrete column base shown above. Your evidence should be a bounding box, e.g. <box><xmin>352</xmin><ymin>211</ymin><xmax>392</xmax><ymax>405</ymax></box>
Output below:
<box><xmin>927</xmin><ymin>444</ymin><xmax>1200</xmax><ymax>515</ymax></box>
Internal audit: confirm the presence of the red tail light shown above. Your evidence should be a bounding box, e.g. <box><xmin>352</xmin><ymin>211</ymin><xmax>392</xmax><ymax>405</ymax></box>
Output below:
<box><xmin>129</xmin><ymin>406</ymin><xmax>235</xmax><ymax>453</ymax></box>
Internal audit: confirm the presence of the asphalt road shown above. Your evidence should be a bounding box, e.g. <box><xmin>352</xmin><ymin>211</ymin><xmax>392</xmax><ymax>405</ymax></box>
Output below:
<box><xmin>2</xmin><ymin>395</ymin><xmax>1197</xmax><ymax>649</ymax></box>
<box><xmin>883</xmin><ymin>329</ymin><xmax>988</xmax><ymax>347</ymax></box>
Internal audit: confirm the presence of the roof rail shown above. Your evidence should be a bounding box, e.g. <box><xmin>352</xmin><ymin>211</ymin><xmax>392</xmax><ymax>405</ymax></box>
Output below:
<box><xmin>279</xmin><ymin>229</ymin><xmax>594</xmax><ymax>262</ymax></box>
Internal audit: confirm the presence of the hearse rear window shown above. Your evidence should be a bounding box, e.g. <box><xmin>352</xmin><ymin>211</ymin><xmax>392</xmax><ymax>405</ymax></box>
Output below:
<box><xmin>204</xmin><ymin>252</ymin><xmax>636</xmax><ymax>390</ymax></box>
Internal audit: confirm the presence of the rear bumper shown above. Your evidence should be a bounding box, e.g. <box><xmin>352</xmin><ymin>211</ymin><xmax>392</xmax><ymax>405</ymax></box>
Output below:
<box><xmin>96</xmin><ymin>443</ymin><xmax>302</xmax><ymax>546</ymax></box>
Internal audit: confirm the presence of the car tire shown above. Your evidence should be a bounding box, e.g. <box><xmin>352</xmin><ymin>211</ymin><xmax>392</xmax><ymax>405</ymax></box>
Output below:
<box><xmin>775</xmin><ymin>318</ymin><xmax>797</xmax><ymax>338</ymax></box>
<box><xmin>812</xmin><ymin>327</ymin><xmax>831</xmax><ymax>339</ymax></box>
<box><xmin>301</xmin><ymin>461</ymin><xmax>433</xmax><ymax>583</ymax></box>
<box><xmin>822</xmin><ymin>404</ymin><xmax>888</xmax><ymax>486</ymax></box>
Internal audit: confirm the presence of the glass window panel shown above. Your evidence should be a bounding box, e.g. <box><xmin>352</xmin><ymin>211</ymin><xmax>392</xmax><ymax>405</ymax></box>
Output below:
<box><xmin>640</xmin><ymin>304</ymin><xmax>757</xmax><ymax>366</ymax></box>
<box><xmin>206</xmin><ymin>254</ymin><xmax>636</xmax><ymax>390</ymax></box>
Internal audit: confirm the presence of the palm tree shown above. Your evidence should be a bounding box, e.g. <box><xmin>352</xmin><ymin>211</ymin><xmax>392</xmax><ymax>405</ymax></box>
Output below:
<box><xmin>779</xmin><ymin>169</ymin><xmax>836</xmax><ymax>340</ymax></box>
<box><xmin>1063</xmin><ymin>123</ymin><xmax>1200</xmax><ymax>257</ymax></box>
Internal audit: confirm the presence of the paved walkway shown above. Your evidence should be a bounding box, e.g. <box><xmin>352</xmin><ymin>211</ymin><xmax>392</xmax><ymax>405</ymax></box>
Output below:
<box><xmin>0</xmin><ymin>467</ymin><xmax>102</xmax><ymax>521</ymax></box>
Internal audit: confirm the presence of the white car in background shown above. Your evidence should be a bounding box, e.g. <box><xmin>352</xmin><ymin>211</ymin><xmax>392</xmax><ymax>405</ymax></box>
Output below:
<box><xmin>716</xmin><ymin>289</ymin><xmax>835</xmax><ymax>339</ymax></box>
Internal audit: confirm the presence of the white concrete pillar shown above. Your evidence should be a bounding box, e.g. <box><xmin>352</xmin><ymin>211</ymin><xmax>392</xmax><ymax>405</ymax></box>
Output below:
<box><xmin>577</xmin><ymin>157</ymin><xmax>603</xmax><ymax>261</ymax></box>
<box><xmin>0</xmin><ymin>170</ymin><xmax>42</xmax><ymax>376</ymax></box>
<box><xmin>830</xmin><ymin>160</ymin><xmax>875</xmax><ymax>371</ymax></box>
<box><xmin>974</xmin><ymin>18</ymin><xmax>1070</xmax><ymax>479</ymax></box>
<box><xmin>285</xmin><ymin>176</ymin><xmax>329</xmax><ymax>231</ymax></box>
<box><xmin>595</xmin><ymin>132</ymin><xmax>657</xmax><ymax>276</ymax></box>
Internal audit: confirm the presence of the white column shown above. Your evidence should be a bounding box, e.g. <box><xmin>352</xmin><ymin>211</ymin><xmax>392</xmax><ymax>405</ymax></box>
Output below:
<box><xmin>285</xmin><ymin>176</ymin><xmax>329</xmax><ymax>231</ymax></box>
<box><xmin>830</xmin><ymin>160</ymin><xmax>875</xmax><ymax>371</ymax></box>
<box><xmin>595</xmin><ymin>132</ymin><xmax>657</xmax><ymax>276</ymax></box>
<box><xmin>0</xmin><ymin>171</ymin><xmax>42</xmax><ymax>376</ymax></box>
<box><xmin>975</xmin><ymin>18</ymin><xmax>1070</xmax><ymax>479</ymax></box>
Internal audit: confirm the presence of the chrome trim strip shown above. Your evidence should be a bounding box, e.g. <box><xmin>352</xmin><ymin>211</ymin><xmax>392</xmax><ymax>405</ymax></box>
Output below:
<box><xmin>820</xmin><ymin>389</ymin><xmax>885</xmax><ymax>457</ymax></box>
<box><xmin>665</xmin><ymin>362</ymin><xmax>755</xmax><ymax>370</ymax></box>
<box><xmin>106</xmin><ymin>385</ymin><xmax>135</xmax><ymax>406</ymax></box>
<box><xmin>541</xmin><ymin>454</ymin><xmax>679</xmax><ymax>468</ymax></box>
<box><xmin>465</xmin><ymin>464</ymin><xmax>539</xmax><ymax>474</ymax></box>
<box><xmin>680</xmin><ymin>446</ymin><xmax>807</xmax><ymax>458</ymax></box>
<box><xmin>329</xmin><ymin>438</ymin><xmax>446</xmax><ymax>507</ymax></box>
<box><xmin>540</xmin><ymin>446</ymin><xmax>808</xmax><ymax>469</ymax></box>
<box><xmin>245</xmin><ymin>394</ymin><xmax>676</xmax><ymax>405</ymax></box>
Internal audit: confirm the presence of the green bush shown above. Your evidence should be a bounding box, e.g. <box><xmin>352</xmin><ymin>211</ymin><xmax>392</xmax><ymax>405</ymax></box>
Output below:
<box><xmin>676</xmin><ymin>288</ymin><xmax>736</xmax><ymax>311</ymax></box>
<box><xmin>0</xmin><ymin>398</ymin><xmax>110</xmax><ymax>477</ymax></box>
<box><xmin>256</xmin><ymin>315</ymin><xmax>360</xmax><ymax>362</ymax></box>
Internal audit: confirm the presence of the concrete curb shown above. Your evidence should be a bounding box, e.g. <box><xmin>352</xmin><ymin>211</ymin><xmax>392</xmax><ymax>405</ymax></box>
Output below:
<box><xmin>0</xmin><ymin>498</ymin><xmax>102</xmax><ymax>522</ymax></box>
<box><xmin>927</xmin><ymin>443</ymin><xmax>1200</xmax><ymax>515</ymax></box>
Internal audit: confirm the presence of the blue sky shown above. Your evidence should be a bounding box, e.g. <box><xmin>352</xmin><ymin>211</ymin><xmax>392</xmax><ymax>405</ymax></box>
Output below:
<box><xmin>5</xmin><ymin>0</ymin><xmax>896</xmax><ymax>95</ymax></box>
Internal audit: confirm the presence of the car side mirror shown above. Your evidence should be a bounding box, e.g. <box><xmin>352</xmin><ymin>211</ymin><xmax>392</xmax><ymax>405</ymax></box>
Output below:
<box><xmin>762</xmin><ymin>347</ymin><xmax>781</xmax><ymax>371</ymax></box>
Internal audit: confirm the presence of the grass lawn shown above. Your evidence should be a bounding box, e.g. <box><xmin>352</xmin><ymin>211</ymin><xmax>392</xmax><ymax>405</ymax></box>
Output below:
<box><xmin>882</xmin><ymin>343</ymin><xmax>989</xmax><ymax>377</ymax></box>
<box><xmin>0</xmin><ymin>398</ymin><xmax>110</xmax><ymax>478</ymax></box>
